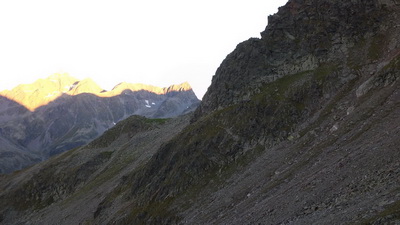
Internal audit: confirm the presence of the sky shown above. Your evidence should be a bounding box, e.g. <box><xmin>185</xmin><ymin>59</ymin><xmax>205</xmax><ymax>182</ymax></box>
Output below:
<box><xmin>0</xmin><ymin>0</ymin><xmax>288</xmax><ymax>99</ymax></box>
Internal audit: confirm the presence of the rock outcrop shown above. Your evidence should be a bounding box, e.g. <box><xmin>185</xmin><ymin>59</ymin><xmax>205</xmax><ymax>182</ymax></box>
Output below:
<box><xmin>196</xmin><ymin>0</ymin><xmax>398</xmax><ymax>119</ymax></box>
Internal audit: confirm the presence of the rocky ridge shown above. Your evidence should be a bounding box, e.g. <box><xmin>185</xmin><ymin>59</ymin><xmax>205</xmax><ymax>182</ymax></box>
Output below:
<box><xmin>0</xmin><ymin>74</ymin><xmax>199</xmax><ymax>173</ymax></box>
<box><xmin>0</xmin><ymin>73</ymin><xmax>194</xmax><ymax>111</ymax></box>
<box><xmin>0</xmin><ymin>0</ymin><xmax>399</xmax><ymax>224</ymax></box>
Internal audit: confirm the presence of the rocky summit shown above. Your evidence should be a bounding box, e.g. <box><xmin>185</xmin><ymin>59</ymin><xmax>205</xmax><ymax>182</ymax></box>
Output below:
<box><xmin>0</xmin><ymin>74</ymin><xmax>200</xmax><ymax>173</ymax></box>
<box><xmin>0</xmin><ymin>0</ymin><xmax>400</xmax><ymax>224</ymax></box>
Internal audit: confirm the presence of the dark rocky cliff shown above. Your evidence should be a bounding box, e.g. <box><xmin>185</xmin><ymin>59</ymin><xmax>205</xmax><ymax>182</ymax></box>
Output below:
<box><xmin>0</xmin><ymin>0</ymin><xmax>399</xmax><ymax>224</ymax></box>
<box><xmin>196</xmin><ymin>0</ymin><xmax>396</xmax><ymax>118</ymax></box>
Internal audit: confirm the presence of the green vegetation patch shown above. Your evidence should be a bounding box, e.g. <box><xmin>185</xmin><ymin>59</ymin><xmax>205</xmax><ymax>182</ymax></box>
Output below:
<box><xmin>368</xmin><ymin>33</ymin><xmax>387</xmax><ymax>61</ymax></box>
<box><xmin>313</xmin><ymin>63</ymin><xmax>338</xmax><ymax>81</ymax></box>
<box><xmin>120</xmin><ymin>197</ymin><xmax>180</xmax><ymax>224</ymax></box>
<box><xmin>256</xmin><ymin>70</ymin><xmax>312</xmax><ymax>100</ymax></box>
<box><xmin>87</xmin><ymin>115</ymin><xmax>168</xmax><ymax>149</ymax></box>
<box><xmin>143</xmin><ymin>117</ymin><xmax>169</xmax><ymax>125</ymax></box>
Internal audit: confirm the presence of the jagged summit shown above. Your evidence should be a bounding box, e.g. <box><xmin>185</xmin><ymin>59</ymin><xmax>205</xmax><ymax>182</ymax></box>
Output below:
<box><xmin>164</xmin><ymin>81</ymin><xmax>192</xmax><ymax>93</ymax></box>
<box><xmin>110</xmin><ymin>81</ymin><xmax>194</xmax><ymax>95</ymax></box>
<box><xmin>68</xmin><ymin>78</ymin><xmax>104</xmax><ymax>95</ymax></box>
<box><xmin>0</xmin><ymin>73</ymin><xmax>79</xmax><ymax>111</ymax></box>
<box><xmin>0</xmin><ymin>73</ymin><xmax>197</xmax><ymax>111</ymax></box>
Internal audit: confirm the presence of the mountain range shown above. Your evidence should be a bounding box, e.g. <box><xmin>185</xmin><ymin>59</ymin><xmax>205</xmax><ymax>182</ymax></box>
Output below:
<box><xmin>0</xmin><ymin>73</ymin><xmax>199</xmax><ymax>173</ymax></box>
<box><xmin>0</xmin><ymin>0</ymin><xmax>400</xmax><ymax>224</ymax></box>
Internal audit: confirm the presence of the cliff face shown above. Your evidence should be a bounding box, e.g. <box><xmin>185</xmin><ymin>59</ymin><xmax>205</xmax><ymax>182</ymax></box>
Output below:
<box><xmin>196</xmin><ymin>0</ymin><xmax>398</xmax><ymax>118</ymax></box>
<box><xmin>0</xmin><ymin>0</ymin><xmax>399</xmax><ymax>224</ymax></box>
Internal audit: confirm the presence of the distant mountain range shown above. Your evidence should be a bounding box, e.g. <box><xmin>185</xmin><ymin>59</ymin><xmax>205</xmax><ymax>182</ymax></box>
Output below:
<box><xmin>0</xmin><ymin>73</ymin><xmax>200</xmax><ymax>173</ymax></box>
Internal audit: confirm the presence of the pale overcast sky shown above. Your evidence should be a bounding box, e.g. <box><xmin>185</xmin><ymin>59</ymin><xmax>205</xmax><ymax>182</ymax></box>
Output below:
<box><xmin>0</xmin><ymin>0</ymin><xmax>288</xmax><ymax>99</ymax></box>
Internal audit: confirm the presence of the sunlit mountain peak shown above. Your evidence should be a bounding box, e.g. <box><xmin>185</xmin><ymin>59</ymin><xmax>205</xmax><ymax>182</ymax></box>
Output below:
<box><xmin>0</xmin><ymin>74</ymin><xmax>196</xmax><ymax>111</ymax></box>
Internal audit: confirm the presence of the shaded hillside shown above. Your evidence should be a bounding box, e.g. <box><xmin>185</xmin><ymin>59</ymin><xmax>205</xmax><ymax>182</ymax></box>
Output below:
<box><xmin>0</xmin><ymin>114</ymin><xmax>191</xmax><ymax>224</ymax></box>
<box><xmin>0</xmin><ymin>75</ymin><xmax>199</xmax><ymax>173</ymax></box>
<box><xmin>0</xmin><ymin>0</ymin><xmax>399</xmax><ymax>224</ymax></box>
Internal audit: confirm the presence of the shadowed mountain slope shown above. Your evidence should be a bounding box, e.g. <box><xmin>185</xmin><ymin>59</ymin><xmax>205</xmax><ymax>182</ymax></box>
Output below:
<box><xmin>0</xmin><ymin>0</ymin><xmax>400</xmax><ymax>224</ymax></box>
<box><xmin>0</xmin><ymin>75</ymin><xmax>199</xmax><ymax>173</ymax></box>
<box><xmin>0</xmin><ymin>114</ymin><xmax>192</xmax><ymax>224</ymax></box>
